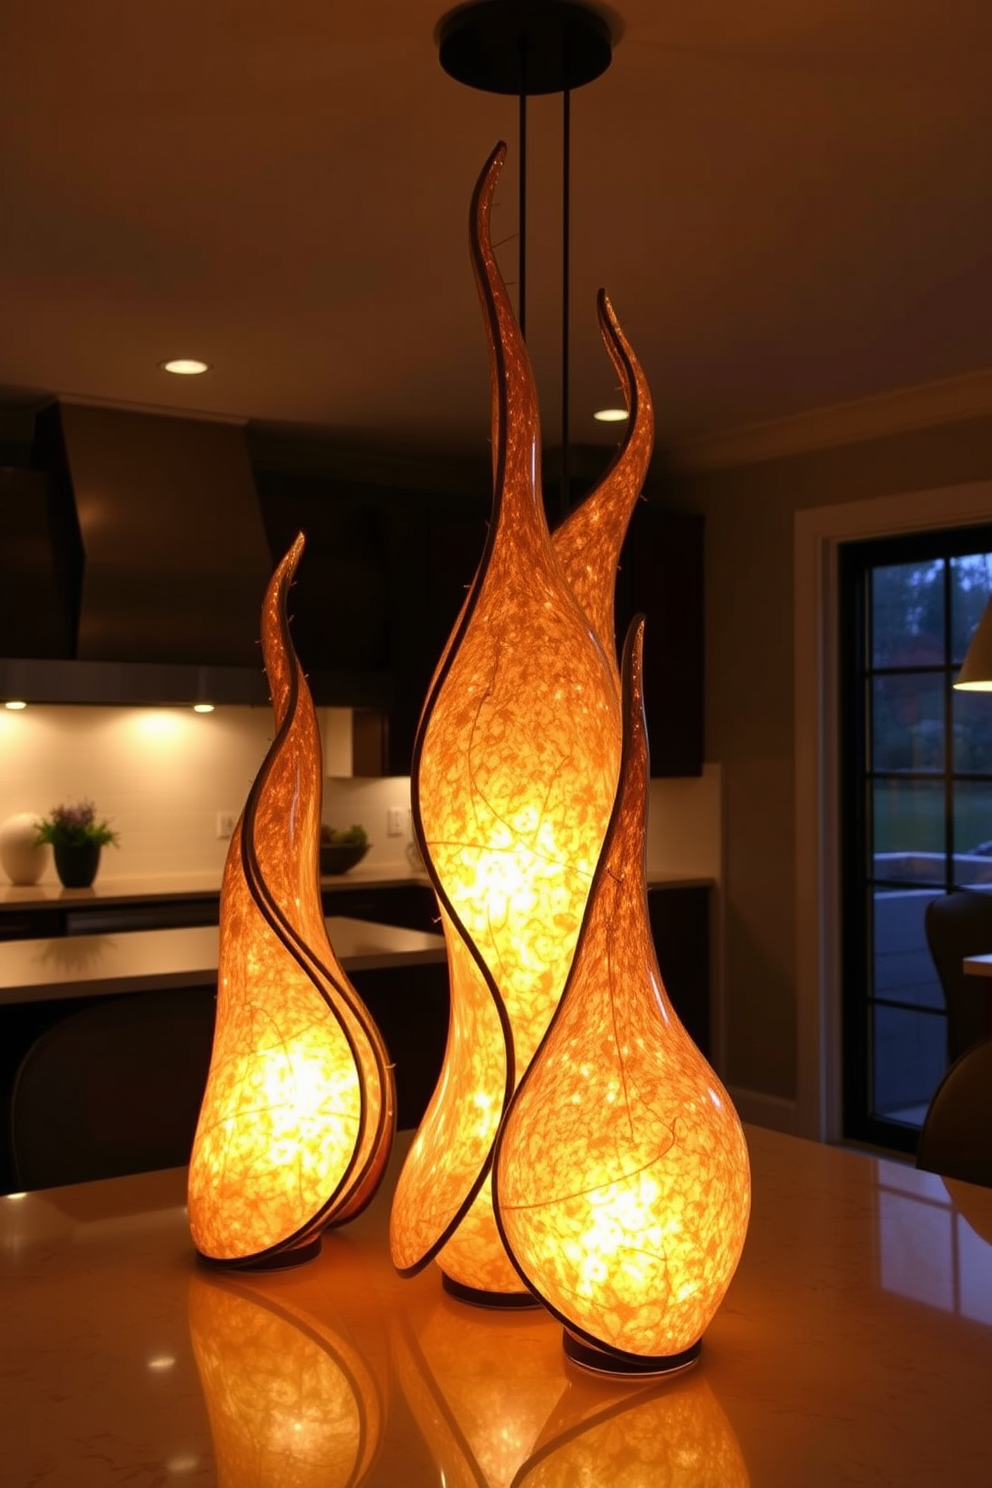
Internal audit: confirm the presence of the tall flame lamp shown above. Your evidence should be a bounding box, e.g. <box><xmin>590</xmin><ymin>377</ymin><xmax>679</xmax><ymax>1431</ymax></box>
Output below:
<box><xmin>954</xmin><ymin>596</ymin><xmax>992</xmax><ymax>690</ymax></box>
<box><xmin>188</xmin><ymin>536</ymin><xmax>395</xmax><ymax>1269</ymax></box>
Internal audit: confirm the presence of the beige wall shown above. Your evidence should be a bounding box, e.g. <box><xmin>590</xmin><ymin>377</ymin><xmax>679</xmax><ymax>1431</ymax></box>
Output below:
<box><xmin>659</xmin><ymin>413</ymin><xmax>992</xmax><ymax>1104</ymax></box>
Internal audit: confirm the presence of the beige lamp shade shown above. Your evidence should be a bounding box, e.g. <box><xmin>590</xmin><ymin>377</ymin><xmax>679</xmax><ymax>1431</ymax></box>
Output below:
<box><xmin>188</xmin><ymin>535</ymin><xmax>395</xmax><ymax>1266</ymax></box>
<box><xmin>955</xmin><ymin>596</ymin><xmax>992</xmax><ymax>690</ymax></box>
<box><xmin>390</xmin><ymin>143</ymin><xmax>657</xmax><ymax>1299</ymax></box>
<box><xmin>493</xmin><ymin>620</ymin><xmax>751</xmax><ymax>1372</ymax></box>
<box><xmin>188</xmin><ymin>1270</ymin><xmax>383</xmax><ymax>1487</ymax></box>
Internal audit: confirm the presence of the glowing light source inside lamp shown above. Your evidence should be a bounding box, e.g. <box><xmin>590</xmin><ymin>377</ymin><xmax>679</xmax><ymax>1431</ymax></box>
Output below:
<box><xmin>593</xmin><ymin>407</ymin><xmax>628</xmax><ymax>422</ymax></box>
<box><xmin>187</xmin><ymin>535</ymin><xmax>394</xmax><ymax>1267</ymax></box>
<box><xmin>390</xmin><ymin>145</ymin><xmax>655</xmax><ymax>1302</ymax></box>
<box><xmin>493</xmin><ymin>621</ymin><xmax>750</xmax><ymax>1370</ymax></box>
<box><xmin>160</xmin><ymin>358</ymin><xmax>210</xmax><ymax>375</ymax></box>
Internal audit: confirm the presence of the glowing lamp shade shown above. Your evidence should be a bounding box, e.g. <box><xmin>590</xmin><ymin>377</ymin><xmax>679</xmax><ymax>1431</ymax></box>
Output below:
<box><xmin>189</xmin><ymin>1271</ymin><xmax>383</xmax><ymax>1487</ymax></box>
<box><xmin>493</xmin><ymin>620</ymin><xmax>751</xmax><ymax>1373</ymax></box>
<box><xmin>188</xmin><ymin>535</ymin><xmax>395</xmax><ymax>1267</ymax></box>
<box><xmin>955</xmin><ymin>596</ymin><xmax>992</xmax><ymax>690</ymax></box>
<box><xmin>390</xmin><ymin>143</ymin><xmax>654</xmax><ymax>1299</ymax></box>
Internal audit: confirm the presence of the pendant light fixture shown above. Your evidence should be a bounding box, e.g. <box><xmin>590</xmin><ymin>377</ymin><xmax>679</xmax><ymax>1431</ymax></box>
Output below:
<box><xmin>188</xmin><ymin>535</ymin><xmax>395</xmax><ymax>1268</ymax></box>
<box><xmin>390</xmin><ymin>3</ymin><xmax>653</xmax><ymax>1302</ymax></box>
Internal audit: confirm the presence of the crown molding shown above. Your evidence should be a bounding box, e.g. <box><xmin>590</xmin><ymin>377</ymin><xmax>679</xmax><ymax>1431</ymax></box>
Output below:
<box><xmin>665</xmin><ymin>368</ymin><xmax>992</xmax><ymax>474</ymax></box>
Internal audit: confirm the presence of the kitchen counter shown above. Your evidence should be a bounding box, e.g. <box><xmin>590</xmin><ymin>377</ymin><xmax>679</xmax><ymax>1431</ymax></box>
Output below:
<box><xmin>0</xmin><ymin>861</ymin><xmax>431</xmax><ymax>908</ymax></box>
<box><xmin>2</xmin><ymin>1125</ymin><xmax>990</xmax><ymax>1487</ymax></box>
<box><xmin>0</xmin><ymin>915</ymin><xmax>447</xmax><ymax>1007</ymax></box>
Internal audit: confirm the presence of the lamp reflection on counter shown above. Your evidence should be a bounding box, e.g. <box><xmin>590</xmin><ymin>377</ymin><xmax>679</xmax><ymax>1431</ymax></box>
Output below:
<box><xmin>187</xmin><ymin>535</ymin><xmax>395</xmax><ymax>1268</ymax></box>
<box><xmin>392</xmin><ymin>1291</ymin><xmax>749</xmax><ymax>1488</ymax></box>
<box><xmin>493</xmin><ymin>621</ymin><xmax>751</xmax><ymax>1374</ymax></box>
<box><xmin>188</xmin><ymin>1267</ymin><xmax>384</xmax><ymax>1488</ymax></box>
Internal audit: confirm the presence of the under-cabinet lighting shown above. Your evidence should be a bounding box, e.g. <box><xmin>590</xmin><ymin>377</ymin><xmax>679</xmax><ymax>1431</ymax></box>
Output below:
<box><xmin>192</xmin><ymin>703</ymin><xmax>215</xmax><ymax>713</ymax></box>
<box><xmin>4</xmin><ymin>700</ymin><xmax>27</xmax><ymax>711</ymax></box>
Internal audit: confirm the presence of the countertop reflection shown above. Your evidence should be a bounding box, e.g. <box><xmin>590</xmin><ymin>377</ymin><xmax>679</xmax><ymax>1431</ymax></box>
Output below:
<box><xmin>2</xmin><ymin>1127</ymin><xmax>990</xmax><ymax>1487</ymax></box>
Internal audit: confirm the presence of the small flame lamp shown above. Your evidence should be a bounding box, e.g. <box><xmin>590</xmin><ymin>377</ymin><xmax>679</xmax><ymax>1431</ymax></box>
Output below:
<box><xmin>389</xmin><ymin>142</ymin><xmax>657</xmax><ymax>1301</ymax></box>
<box><xmin>188</xmin><ymin>535</ymin><xmax>395</xmax><ymax>1268</ymax></box>
<box><xmin>493</xmin><ymin>620</ymin><xmax>751</xmax><ymax>1374</ymax></box>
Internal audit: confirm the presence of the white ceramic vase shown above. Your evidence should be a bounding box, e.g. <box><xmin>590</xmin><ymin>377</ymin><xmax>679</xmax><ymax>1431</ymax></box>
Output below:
<box><xmin>0</xmin><ymin>812</ymin><xmax>51</xmax><ymax>885</ymax></box>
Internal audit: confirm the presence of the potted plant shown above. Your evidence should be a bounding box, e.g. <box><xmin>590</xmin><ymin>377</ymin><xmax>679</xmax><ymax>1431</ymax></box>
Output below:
<box><xmin>319</xmin><ymin>823</ymin><xmax>369</xmax><ymax>875</ymax></box>
<box><xmin>35</xmin><ymin>800</ymin><xmax>120</xmax><ymax>888</ymax></box>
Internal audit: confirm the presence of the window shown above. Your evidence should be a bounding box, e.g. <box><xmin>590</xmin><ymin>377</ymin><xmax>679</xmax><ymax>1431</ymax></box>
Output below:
<box><xmin>840</xmin><ymin>527</ymin><xmax>992</xmax><ymax>1153</ymax></box>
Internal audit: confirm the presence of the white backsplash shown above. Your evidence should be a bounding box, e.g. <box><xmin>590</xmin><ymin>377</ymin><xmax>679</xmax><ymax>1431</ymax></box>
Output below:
<box><xmin>0</xmin><ymin>703</ymin><xmax>413</xmax><ymax>883</ymax></box>
<box><xmin>0</xmin><ymin>702</ymin><xmax>717</xmax><ymax>884</ymax></box>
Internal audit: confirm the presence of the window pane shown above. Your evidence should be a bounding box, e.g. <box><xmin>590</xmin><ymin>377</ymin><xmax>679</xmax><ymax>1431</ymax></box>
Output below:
<box><xmin>872</xmin><ymin>560</ymin><xmax>944</xmax><ymax>668</ymax></box>
<box><xmin>873</xmin><ymin>889</ymin><xmax>944</xmax><ymax>1010</ymax></box>
<box><xmin>952</xmin><ymin>688</ymin><xmax>992</xmax><ymax>773</ymax></box>
<box><xmin>872</xmin><ymin>1005</ymin><xmax>947</xmax><ymax>1123</ymax></box>
<box><xmin>872</xmin><ymin>673</ymin><xmax>943</xmax><ymax>771</ymax></box>
<box><xmin>953</xmin><ymin>781</ymin><xmax>992</xmax><ymax>885</ymax></box>
<box><xmin>873</xmin><ymin>778</ymin><xmax>945</xmax><ymax>882</ymax></box>
<box><xmin>950</xmin><ymin>552</ymin><xmax>992</xmax><ymax>664</ymax></box>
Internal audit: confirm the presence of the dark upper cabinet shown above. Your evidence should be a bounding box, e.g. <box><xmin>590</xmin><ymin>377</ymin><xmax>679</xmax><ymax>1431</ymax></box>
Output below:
<box><xmin>616</xmin><ymin>504</ymin><xmax>704</xmax><ymax>777</ymax></box>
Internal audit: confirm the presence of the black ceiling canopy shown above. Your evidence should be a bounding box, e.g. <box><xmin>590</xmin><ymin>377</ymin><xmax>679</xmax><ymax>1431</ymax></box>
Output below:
<box><xmin>436</xmin><ymin>0</ymin><xmax>613</xmax><ymax>96</ymax></box>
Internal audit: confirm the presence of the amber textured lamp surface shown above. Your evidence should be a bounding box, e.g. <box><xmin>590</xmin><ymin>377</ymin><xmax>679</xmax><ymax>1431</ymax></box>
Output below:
<box><xmin>189</xmin><ymin>1271</ymin><xmax>383</xmax><ymax>1487</ymax></box>
<box><xmin>389</xmin><ymin>144</ymin><xmax>624</xmax><ymax>1300</ymax></box>
<box><xmin>494</xmin><ymin>620</ymin><xmax>751</xmax><ymax>1373</ymax></box>
<box><xmin>188</xmin><ymin>536</ymin><xmax>395</xmax><ymax>1267</ymax></box>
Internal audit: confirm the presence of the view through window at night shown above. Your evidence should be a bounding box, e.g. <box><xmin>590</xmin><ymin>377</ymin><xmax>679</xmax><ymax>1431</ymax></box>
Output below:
<box><xmin>840</xmin><ymin>526</ymin><xmax>992</xmax><ymax>1154</ymax></box>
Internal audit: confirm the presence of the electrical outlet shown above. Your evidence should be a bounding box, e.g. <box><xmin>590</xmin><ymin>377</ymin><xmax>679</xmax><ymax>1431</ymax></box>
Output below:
<box><xmin>387</xmin><ymin>806</ymin><xmax>405</xmax><ymax>837</ymax></box>
<box><xmin>216</xmin><ymin>811</ymin><xmax>237</xmax><ymax>840</ymax></box>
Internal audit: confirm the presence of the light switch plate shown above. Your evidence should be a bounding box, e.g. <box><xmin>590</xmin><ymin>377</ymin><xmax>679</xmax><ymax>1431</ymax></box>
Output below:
<box><xmin>387</xmin><ymin>806</ymin><xmax>405</xmax><ymax>837</ymax></box>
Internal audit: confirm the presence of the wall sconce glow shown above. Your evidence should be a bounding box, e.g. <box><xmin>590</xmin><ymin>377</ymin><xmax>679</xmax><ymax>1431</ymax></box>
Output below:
<box><xmin>390</xmin><ymin>145</ymin><xmax>653</xmax><ymax>1303</ymax></box>
<box><xmin>160</xmin><ymin>358</ymin><xmax>211</xmax><ymax>375</ymax></box>
<box><xmin>188</xmin><ymin>534</ymin><xmax>395</xmax><ymax>1268</ymax></box>
<box><xmin>4</xmin><ymin>700</ymin><xmax>27</xmax><ymax>711</ymax></box>
<box><xmin>189</xmin><ymin>1271</ymin><xmax>383</xmax><ymax>1487</ymax></box>
<box><xmin>954</xmin><ymin>596</ymin><xmax>992</xmax><ymax>690</ymax></box>
<box><xmin>192</xmin><ymin>703</ymin><xmax>215</xmax><ymax>713</ymax></box>
<box><xmin>593</xmin><ymin>407</ymin><xmax>629</xmax><ymax>422</ymax></box>
<box><xmin>493</xmin><ymin>620</ymin><xmax>751</xmax><ymax>1374</ymax></box>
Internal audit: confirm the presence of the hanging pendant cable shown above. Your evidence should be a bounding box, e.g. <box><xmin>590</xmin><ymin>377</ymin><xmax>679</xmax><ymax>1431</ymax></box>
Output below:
<box><xmin>560</xmin><ymin>83</ymin><xmax>571</xmax><ymax>520</ymax></box>
<box><xmin>518</xmin><ymin>87</ymin><xmax>527</xmax><ymax>340</ymax></box>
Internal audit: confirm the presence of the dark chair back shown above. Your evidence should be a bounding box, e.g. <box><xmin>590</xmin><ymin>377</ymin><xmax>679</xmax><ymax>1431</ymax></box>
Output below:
<box><xmin>8</xmin><ymin>987</ymin><xmax>215</xmax><ymax>1191</ymax></box>
<box><xmin>924</xmin><ymin>890</ymin><xmax>992</xmax><ymax>1063</ymax></box>
<box><xmin>916</xmin><ymin>1035</ymin><xmax>992</xmax><ymax>1189</ymax></box>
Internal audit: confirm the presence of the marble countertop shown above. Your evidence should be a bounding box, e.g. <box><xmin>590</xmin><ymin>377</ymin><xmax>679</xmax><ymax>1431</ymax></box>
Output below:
<box><xmin>0</xmin><ymin>915</ymin><xmax>447</xmax><ymax>1006</ymax></box>
<box><xmin>2</xmin><ymin>1125</ymin><xmax>989</xmax><ymax>1487</ymax></box>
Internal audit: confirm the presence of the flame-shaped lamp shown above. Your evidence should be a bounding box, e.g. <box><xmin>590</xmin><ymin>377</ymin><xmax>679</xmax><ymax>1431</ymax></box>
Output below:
<box><xmin>389</xmin><ymin>143</ymin><xmax>652</xmax><ymax>1302</ymax></box>
<box><xmin>189</xmin><ymin>1270</ymin><xmax>383</xmax><ymax>1487</ymax></box>
<box><xmin>493</xmin><ymin>619</ymin><xmax>750</xmax><ymax>1373</ymax></box>
<box><xmin>188</xmin><ymin>535</ymin><xmax>395</xmax><ymax>1268</ymax></box>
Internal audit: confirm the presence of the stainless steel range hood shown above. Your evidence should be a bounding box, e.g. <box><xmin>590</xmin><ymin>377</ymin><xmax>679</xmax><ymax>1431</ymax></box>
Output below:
<box><xmin>0</xmin><ymin>401</ymin><xmax>275</xmax><ymax>705</ymax></box>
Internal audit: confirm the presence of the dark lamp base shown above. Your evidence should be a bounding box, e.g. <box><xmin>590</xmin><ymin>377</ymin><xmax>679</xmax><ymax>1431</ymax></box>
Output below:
<box><xmin>563</xmin><ymin>1330</ymin><xmax>702</xmax><ymax>1378</ymax></box>
<box><xmin>197</xmin><ymin>1235</ymin><xmax>322</xmax><ymax>1272</ymax></box>
<box><xmin>441</xmin><ymin>1271</ymin><xmax>539</xmax><ymax>1309</ymax></box>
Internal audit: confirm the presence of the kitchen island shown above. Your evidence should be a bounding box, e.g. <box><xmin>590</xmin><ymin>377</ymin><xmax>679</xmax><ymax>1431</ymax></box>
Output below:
<box><xmin>3</xmin><ymin>1125</ymin><xmax>990</xmax><ymax>1487</ymax></box>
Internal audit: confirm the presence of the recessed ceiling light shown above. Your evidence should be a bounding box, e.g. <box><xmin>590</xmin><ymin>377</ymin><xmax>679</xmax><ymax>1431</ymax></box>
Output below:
<box><xmin>593</xmin><ymin>408</ymin><xmax>629</xmax><ymax>423</ymax></box>
<box><xmin>160</xmin><ymin>358</ymin><xmax>211</xmax><ymax>376</ymax></box>
<box><xmin>192</xmin><ymin>703</ymin><xmax>215</xmax><ymax>713</ymax></box>
<box><xmin>4</xmin><ymin>700</ymin><xmax>27</xmax><ymax>710</ymax></box>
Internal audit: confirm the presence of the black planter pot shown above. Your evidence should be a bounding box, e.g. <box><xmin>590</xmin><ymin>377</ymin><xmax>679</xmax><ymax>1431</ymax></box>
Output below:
<box><xmin>53</xmin><ymin>840</ymin><xmax>102</xmax><ymax>888</ymax></box>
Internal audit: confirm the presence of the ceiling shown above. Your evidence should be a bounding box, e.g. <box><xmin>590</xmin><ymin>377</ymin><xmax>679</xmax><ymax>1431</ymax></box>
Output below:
<box><xmin>1</xmin><ymin>0</ymin><xmax>990</xmax><ymax>463</ymax></box>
